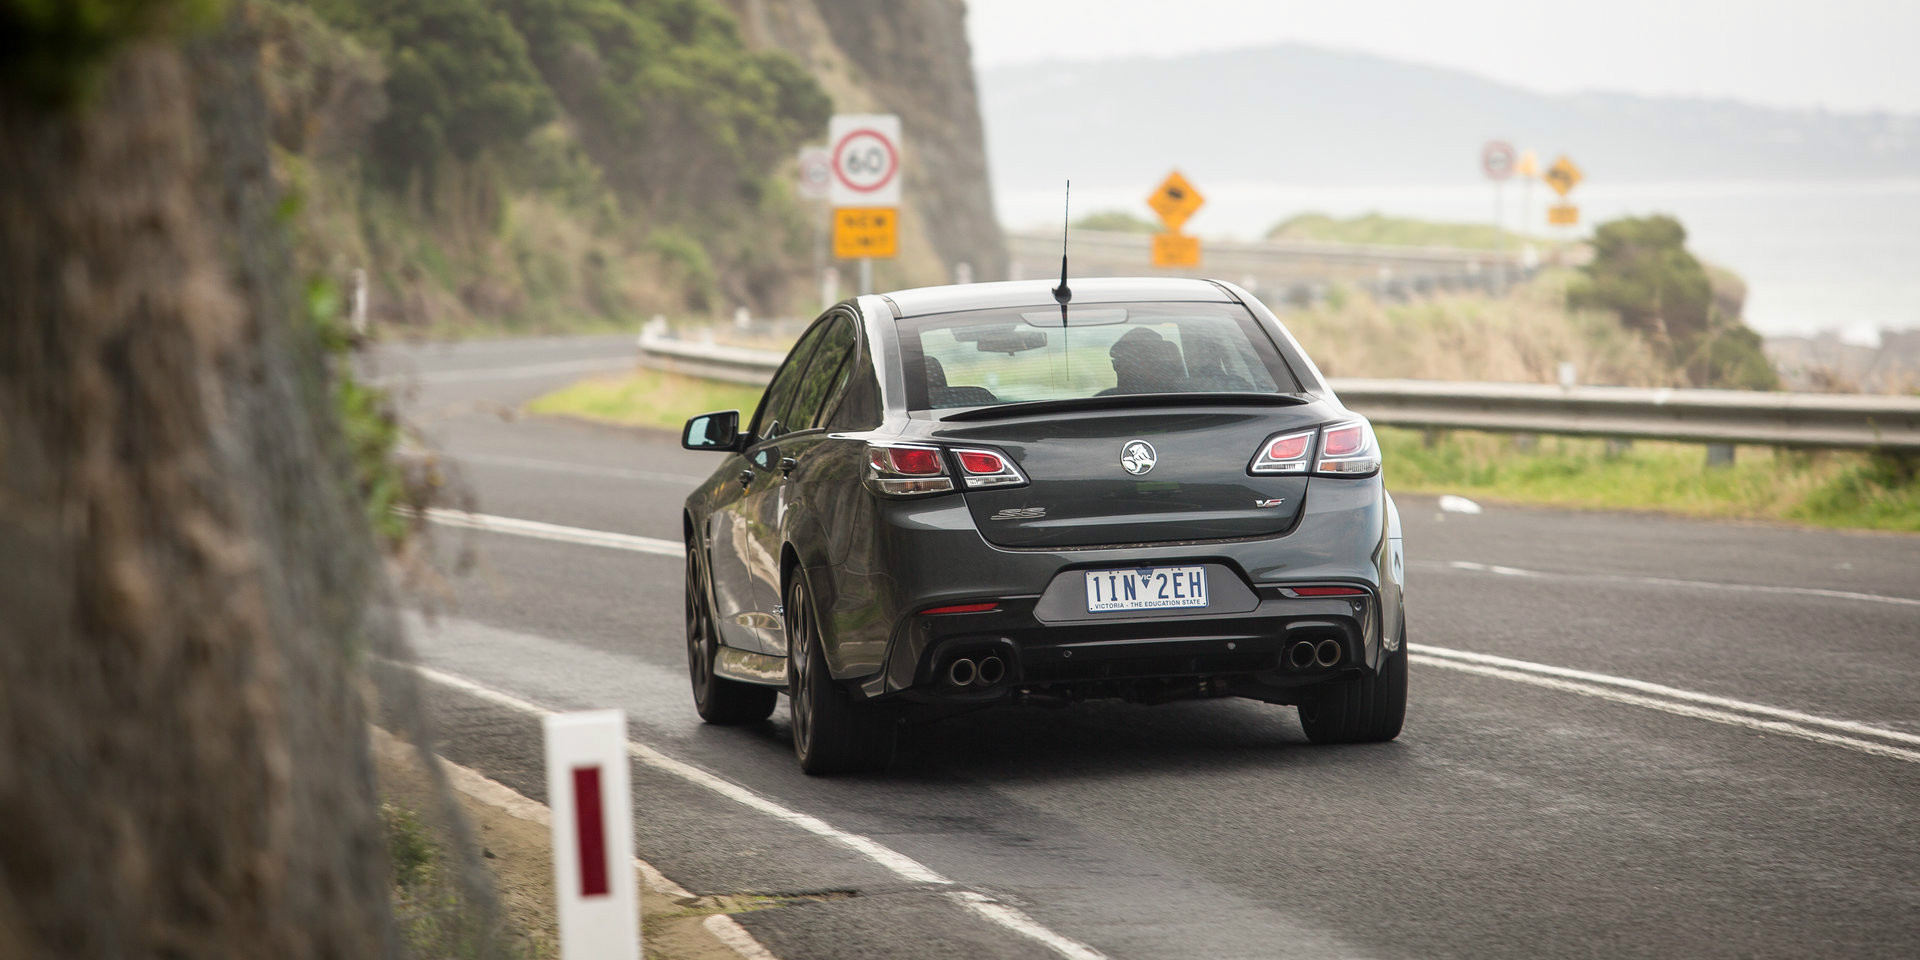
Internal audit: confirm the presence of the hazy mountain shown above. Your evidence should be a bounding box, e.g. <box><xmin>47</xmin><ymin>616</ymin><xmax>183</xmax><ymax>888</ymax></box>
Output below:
<box><xmin>979</xmin><ymin>44</ymin><xmax>1920</xmax><ymax>193</ymax></box>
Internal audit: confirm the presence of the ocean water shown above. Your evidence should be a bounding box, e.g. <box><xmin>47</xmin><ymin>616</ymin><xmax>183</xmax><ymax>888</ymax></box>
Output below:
<box><xmin>998</xmin><ymin>179</ymin><xmax>1920</xmax><ymax>344</ymax></box>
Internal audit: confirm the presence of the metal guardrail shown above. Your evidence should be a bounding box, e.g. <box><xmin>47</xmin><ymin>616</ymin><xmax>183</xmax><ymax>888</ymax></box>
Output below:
<box><xmin>635</xmin><ymin>333</ymin><xmax>1920</xmax><ymax>450</ymax></box>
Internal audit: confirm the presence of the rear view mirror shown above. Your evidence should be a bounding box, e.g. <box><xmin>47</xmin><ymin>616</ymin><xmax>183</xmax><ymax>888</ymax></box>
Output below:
<box><xmin>975</xmin><ymin>330</ymin><xmax>1050</xmax><ymax>354</ymax></box>
<box><xmin>682</xmin><ymin>410</ymin><xmax>741</xmax><ymax>451</ymax></box>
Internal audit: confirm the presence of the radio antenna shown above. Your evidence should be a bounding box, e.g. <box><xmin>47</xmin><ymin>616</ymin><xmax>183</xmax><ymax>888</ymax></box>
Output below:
<box><xmin>1052</xmin><ymin>179</ymin><xmax>1073</xmax><ymax>309</ymax></box>
<box><xmin>1052</xmin><ymin>180</ymin><xmax>1072</xmax><ymax>383</ymax></box>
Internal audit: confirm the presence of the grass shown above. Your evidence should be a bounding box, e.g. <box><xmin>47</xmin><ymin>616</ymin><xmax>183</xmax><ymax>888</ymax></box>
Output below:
<box><xmin>527</xmin><ymin>368</ymin><xmax>764</xmax><ymax>432</ymax></box>
<box><xmin>1382</xmin><ymin>427</ymin><xmax>1920</xmax><ymax>532</ymax></box>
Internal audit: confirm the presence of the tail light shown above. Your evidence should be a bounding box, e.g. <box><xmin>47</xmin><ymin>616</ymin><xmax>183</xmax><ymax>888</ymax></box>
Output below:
<box><xmin>1314</xmin><ymin>419</ymin><xmax>1381</xmax><ymax>477</ymax></box>
<box><xmin>865</xmin><ymin>443</ymin><xmax>954</xmax><ymax>496</ymax></box>
<box><xmin>951</xmin><ymin>447</ymin><xmax>1028</xmax><ymax>489</ymax></box>
<box><xmin>1250</xmin><ymin>429</ymin><xmax>1315</xmax><ymax>474</ymax></box>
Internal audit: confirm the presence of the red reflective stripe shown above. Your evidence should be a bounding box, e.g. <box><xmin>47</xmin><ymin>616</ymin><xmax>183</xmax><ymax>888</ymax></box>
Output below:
<box><xmin>919</xmin><ymin>602</ymin><xmax>999</xmax><ymax>615</ymax></box>
<box><xmin>572</xmin><ymin>765</ymin><xmax>609</xmax><ymax>897</ymax></box>
<box><xmin>1292</xmin><ymin>586</ymin><xmax>1364</xmax><ymax>596</ymax></box>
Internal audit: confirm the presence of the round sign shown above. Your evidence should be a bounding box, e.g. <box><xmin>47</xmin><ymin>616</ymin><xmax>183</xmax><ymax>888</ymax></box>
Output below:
<box><xmin>832</xmin><ymin>127</ymin><xmax>900</xmax><ymax>194</ymax></box>
<box><xmin>797</xmin><ymin>147</ymin><xmax>831</xmax><ymax>199</ymax></box>
<box><xmin>1482</xmin><ymin>141</ymin><xmax>1516</xmax><ymax>180</ymax></box>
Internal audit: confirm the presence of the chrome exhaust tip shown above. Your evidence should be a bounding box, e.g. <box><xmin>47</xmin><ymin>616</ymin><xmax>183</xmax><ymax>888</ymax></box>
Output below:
<box><xmin>1314</xmin><ymin>638</ymin><xmax>1343</xmax><ymax>668</ymax></box>
<box><xmin>947</xmin><ymin>658</ymin><xmax>977</xmax><ymax>687</ymax></box>
<box><xmin>1288</xmin><ymin>641</ymin><xmax>1317</xmax><ymax>669</ymax></box>
<box><xmin>977</xmin><ymin>656</ymin><xmax>1006</xmax><ymax>686</ymax></box>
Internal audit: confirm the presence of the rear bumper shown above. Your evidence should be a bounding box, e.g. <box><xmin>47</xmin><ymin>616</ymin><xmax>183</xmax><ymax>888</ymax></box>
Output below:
<box><xmin>834</xmin><ymin>476</ymin><xmax>1402</xmax><ymax>700</ymax></box>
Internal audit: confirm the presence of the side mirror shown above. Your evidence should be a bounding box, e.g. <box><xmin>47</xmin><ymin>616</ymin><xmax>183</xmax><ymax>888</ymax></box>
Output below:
<box><xmin>682</xmin><ymin>410</ymin><xmax>742</xmax><ymax>451</ymax></box>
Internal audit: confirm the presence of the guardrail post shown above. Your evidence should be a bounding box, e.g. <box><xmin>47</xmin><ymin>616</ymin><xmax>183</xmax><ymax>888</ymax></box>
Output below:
<box><xmin>1705</xmin><ymin>443</ymin><xmax>1736</xmax><ymax>468</ymax></box>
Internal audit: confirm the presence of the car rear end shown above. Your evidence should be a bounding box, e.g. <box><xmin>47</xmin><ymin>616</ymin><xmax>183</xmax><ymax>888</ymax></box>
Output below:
<box><xmin>856</xmin><ymin>284</ymin><xmax>1405</xmax><ymax>712</ymax></box>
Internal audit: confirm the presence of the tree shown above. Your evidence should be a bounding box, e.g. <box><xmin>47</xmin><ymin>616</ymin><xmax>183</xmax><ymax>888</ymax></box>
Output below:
<box><xmin>1570</xmin><ymin>215</ymin><xmax>1777</xmax><ymax>389</ymax></box>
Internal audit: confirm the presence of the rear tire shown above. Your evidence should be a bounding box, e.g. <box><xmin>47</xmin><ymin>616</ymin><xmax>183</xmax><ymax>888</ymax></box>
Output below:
<box><xmin>787</xmin><ymin>573</ymin><xmax>894</xmax><ymax>775</ymax></box>
<box><xmin>1298</xmin><ymin>629</ymin><xmax>1407</xmax><ymax>744</ymax></box>
<box><xmin>687</xmin><ymin>549</ymin><xmax>776</xmax><ymax>725</ymax></box>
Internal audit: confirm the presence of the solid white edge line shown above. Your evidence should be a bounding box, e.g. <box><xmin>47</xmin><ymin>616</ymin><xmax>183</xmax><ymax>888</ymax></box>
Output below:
<box><xmin>423</xmin><ymin>508</ymin><xmax>684</xmax><ymax>558</ymax></box>
<box><xmin>1411</xmin><ymin>655</ymin><xmax>1920</xmax><ymax>764</ymax></box>
<box><xmin>950</xmin><ymin>891</ymin><xmax>1110</xmax><ymax>960</ymax></box>
<box><xmin>368</xmin><ymin>724</ymin><xmax>780</xmax><ymax>960</ymax></box>
<box><xmin>1439</xmin><ymin>559</ymin><xmax>1920</xmax><ymax>609</ymax></box>
<box><xmin>1412</xmin><ymin>644</ymin><xmax>1920</xmax><ymax>749</ymax></box>
<box><xmin>408</xmin><ymin>664</ymin><xmax>1111</xmax><ymax>960</ymax></box>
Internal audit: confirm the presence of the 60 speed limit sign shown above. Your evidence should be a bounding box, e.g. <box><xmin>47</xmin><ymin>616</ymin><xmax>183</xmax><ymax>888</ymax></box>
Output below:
<box><xmin>829</xmin><ymin>114</ymin><xmax>902</xmax><ymax>207</ymax></box>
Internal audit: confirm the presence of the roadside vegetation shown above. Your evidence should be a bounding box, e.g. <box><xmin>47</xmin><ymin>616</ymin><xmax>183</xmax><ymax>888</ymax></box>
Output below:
<box><xmin>528</xmin><ymin>368</ymin><xmax>764</xmax><ymax>432</ymax></box>
<box><xmin>1266</xmin><ymin>211</ymin><xmax>1529</xmax><ymax>250</ymax></box>
<box><xmin>260</xmin><ymin>0</ymin><xmax>832</xmax><ymax>337</ymax></box>
<box><xmin>1381</xmin><ymin>428</ymin><xmax>1920</xmax><ymax>532</ymax></box>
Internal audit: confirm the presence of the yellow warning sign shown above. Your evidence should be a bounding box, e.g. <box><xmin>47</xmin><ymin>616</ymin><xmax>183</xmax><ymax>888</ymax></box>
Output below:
<box><xmin>1544</xmin><ymin>156</ymin><xmax>1584</xmax><ymax>197</ymax></box>
<box><xmin>1147</xmin><ymin>171</ymin><xmax>1205</xmax><ymax>232</ymax></box>
<box><xmin>833</xmin><ymin>207</ymin><xmax>897</xmax><ymax>259</ymax></box>
<box><xmin>1547</xmin><ymin>203</ymin><xmax>1579</xmax><ymax>226</ymax></box>
<box><xmin>1151</xmin><ymin>232</ymin><xmax>1201</xmax><ymax>268</ymax></box>
<box><xmin>1516</xmin><ymin>149</ymin><xmax>1539</xmax><ymax>178</ymax></box>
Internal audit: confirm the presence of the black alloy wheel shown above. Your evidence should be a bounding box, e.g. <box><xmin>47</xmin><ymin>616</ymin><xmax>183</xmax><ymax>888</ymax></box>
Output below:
<box><xmin>787</xmin><ymin>573</ymin><xmax>894</xmax><ymax>774</ymax></box>
<box><xmin>686</xmin><ymin>548</ymin><xmax>776</xmax><ymax>724</ymax></box>
<box><xmin>1298</xmin><ymin>622</ymin><xmax>1408</xmax><ymax>744</ymax></box>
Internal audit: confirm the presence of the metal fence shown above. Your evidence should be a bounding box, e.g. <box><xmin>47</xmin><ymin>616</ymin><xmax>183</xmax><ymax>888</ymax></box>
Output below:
<box><xmin>636</xmin><ymin>332</ymin><xmax>1920</xmax><ymax>451</ymax></box>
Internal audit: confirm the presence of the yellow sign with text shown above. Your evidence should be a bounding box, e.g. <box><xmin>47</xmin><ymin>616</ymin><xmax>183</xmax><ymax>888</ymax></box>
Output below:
<box><xmin>1151</xmin><ymin>232</ymin><xmax>1201</xmax><ymax>268</ymax></box>
<box><xmin>1147</xmin><ymin>171</ymin><xmax>1205</xmax><ymax>232</ymax></box>
<box><xmin>833</xmin><ymin>207</ymin><xmax>898</xmax><ymax>259</ymax></box>
<box><xmin>1547</xmin><ymin>203</ymin><xmax>1579</xmax><ymax>226</ymax></box>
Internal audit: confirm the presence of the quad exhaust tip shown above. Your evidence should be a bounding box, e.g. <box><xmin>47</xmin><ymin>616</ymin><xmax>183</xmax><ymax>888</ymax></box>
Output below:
<box><xmin>1314</xmin><ymin>638</ymin><xmax>1343</xmax><ymax>668</ymax></box>
<box><xmin>948</xmin><ymin>658</ymin><xmax>977</xmax><ymax>687</ymax></box>
<box><xmin>978</xmin><ymin>656</ymin><xmax>1006</xmax><ymax>686</ymax></box>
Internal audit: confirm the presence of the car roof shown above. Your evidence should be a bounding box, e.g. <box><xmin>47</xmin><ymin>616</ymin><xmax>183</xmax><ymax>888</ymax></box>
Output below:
<box><xmin>874</xmin><ymin>277</ymin><xmax>1236</xmax><ymax>319</ymax></box>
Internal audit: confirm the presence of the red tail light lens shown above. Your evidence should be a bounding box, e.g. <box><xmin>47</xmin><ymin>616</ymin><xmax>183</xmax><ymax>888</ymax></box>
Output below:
<box><xmin>951</xmin><ymin>446</ymin><xmax>1028</xmax><ymax>489</ymax></box>
<box><xmin>1250</xmin><ymin>429</ymin><xmax>1316</xmax><ymax>474</ymax></box>
<box><xmin>886</xmin><ymin>447</ymin><xmax>943</xmax><ymax>476</ymax></box>
<box><xmin>958</xmin><ymin>451</ymin><xmax>1003</xmax><ymax>474</ymax></box>
<box><xmin>1322</xmin><ymin>424</ymin><xmax>1365</xmax><ymax>457</ymax></box>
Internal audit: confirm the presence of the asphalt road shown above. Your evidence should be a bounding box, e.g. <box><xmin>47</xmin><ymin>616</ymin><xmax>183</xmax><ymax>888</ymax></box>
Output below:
<box><xmin>367</xmin><ymin>335</ymin><xmax>1920</xmax><ymax>960</ymax></box>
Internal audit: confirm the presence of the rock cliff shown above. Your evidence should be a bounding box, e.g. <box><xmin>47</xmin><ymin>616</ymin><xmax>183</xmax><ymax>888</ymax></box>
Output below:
<box><xmin>728</xmin><ymin>0</ymin><xmax>1008</xmax><ymax>286</ymax></box>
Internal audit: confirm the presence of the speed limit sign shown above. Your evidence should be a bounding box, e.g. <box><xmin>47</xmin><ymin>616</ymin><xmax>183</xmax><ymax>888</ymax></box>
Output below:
<box><xmin>829</xmin><ymin>114</ymin><xmax>902</xmax><ymax>207</ymax></box>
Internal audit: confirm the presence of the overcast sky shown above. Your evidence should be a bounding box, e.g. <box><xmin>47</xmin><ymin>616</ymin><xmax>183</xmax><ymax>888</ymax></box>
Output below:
<box><xmin>965</xmin><ymin>0</ymin><xmax>1919</xmax><ymax>114</ymax></box>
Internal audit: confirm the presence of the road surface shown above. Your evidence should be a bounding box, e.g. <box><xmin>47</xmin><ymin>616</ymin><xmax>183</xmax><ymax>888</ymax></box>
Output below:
<box><xmin>367</xmin><ymin>335</ymin><xmax>1920</xmax><ymax>960</ymax></box>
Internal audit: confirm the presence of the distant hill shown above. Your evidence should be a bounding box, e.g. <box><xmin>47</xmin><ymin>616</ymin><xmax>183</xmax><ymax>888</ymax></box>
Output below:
<box><xmin>979</xmin><ymin>45</ymin><xmax>1920</xmax><ymax>194</ymax></box>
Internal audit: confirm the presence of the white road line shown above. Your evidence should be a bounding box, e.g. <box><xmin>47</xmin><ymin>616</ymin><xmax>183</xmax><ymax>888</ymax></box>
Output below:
<box><xmin>409</xmin><ymin>664</ymin><xmax>1111</xmax><ymax>960</ymax></box>
<box><xmin>423</xmin><ymin>508</ymin><xmax>683</xmax><ymax>558</ymax></box>
<box><xmin>1411</xmin><ymin>654</ymin><xmax>1920</xmax><ymax>764</ymax></box>
<box><xmin>1413</xmin><ymin>644</ymin><xmax>1920</xmax><ymax>749</ymax></box>
<box><xmin>449</xmin><ymin>451</ymin><xmax>706</xmax><ymax>486</ymax></box>
<box><xmin>1434</xmin><ymin>559</ymin><xmax>1920</xmax><ymax>609</ymax></box>
<box><xmin>378</xmin><ymin>357</ymin><xmax>632</xmax><ymax>386</ymax></box>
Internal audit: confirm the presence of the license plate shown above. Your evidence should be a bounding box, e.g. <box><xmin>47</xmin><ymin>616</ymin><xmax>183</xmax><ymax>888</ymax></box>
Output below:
<box><xmin>1084</xmin><ymin>566</ymin><xmax>1208</xmax><ymax>612</ymax></box>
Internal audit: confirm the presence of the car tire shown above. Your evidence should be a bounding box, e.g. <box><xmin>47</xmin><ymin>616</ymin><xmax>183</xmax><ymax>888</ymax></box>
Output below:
<box><xmin>787</xmin><ymin>572</ymin><xmax>894</xmax><ymax>775</ymax></box>
<box><xmin>1298</xmin><ymin>627</ymin><xmax>1408</xmax><ymax>744</ymax></box>
<box><xmin>687</xmin><ymin>549</ymin><xmax>776</xmax><ymax>725</ymax></box>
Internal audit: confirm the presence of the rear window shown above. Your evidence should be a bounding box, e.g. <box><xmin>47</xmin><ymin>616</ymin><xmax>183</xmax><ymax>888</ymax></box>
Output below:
<box><xmin>897</xmin><ymin>301</ymin><xmax>1300</xmax><ymax>411</ymax></box>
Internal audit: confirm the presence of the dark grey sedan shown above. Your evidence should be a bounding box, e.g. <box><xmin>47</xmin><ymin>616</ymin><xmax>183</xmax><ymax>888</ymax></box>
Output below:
<box><xmin>681</xmin><ymin>278</ymin><xmax>1407</xmax><ymax>774</ymax></box>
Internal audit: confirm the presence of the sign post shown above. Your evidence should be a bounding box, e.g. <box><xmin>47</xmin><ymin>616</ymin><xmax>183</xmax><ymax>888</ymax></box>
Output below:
<box><xmin>828</xmin><ymin>114</ymin><xmax>901</xmax><ymax>295</ymax></box>
<box><xmin>797</xmin><ymin>146</ymin><xmax>831</xmax><ymax>308</ymax></box>
<box><xmin>1147</xmin><ymin>170</ymin><xmax>1205</xmax><ymax>269</ymax></box>
<box><xmin>1481</xmin><ymin>141</ymin><xmax>1515</xmax><ymax>294</ymax></box>
<box><xmin>545</xmin><ymin>710</ymin><xmax>639</xmax><ymax>960</ymax></box>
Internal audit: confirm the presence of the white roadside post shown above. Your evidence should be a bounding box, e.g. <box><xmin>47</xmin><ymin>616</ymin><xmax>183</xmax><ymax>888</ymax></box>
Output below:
<box><xmin>1481</xmin><ymin>140</ymin><xmax>1515</xmax><ymax>296</ymax></box>
<box><xmin>545</xmin><ymin>709</ymin><xmax>640</xmax><ymax>960</ymax></box>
